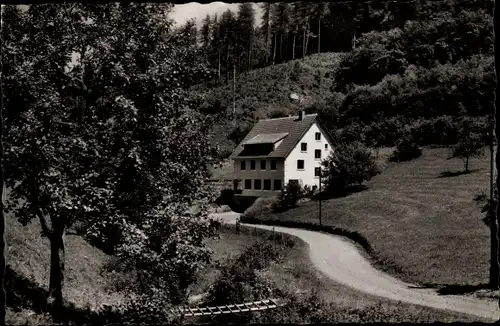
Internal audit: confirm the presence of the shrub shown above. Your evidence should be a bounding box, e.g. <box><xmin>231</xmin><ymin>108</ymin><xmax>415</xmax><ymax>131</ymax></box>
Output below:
<box><xmin>322</xmin><ymin>141</ymin><xmax>380</xmax><ymax>192</ymax></box>
<box><xmin>215</xmin><ymin>205</ymin><xmax>232</xmax><ymax>213</ymax></box>
<box><xmin>415</xmin><ymin>116</ymin><xmax>460</xmax><ymax>146</ymax></box>
<box><xmin>275</xmin><ymin>181</ymin><xmax>306</xmax><ymax>211</ymax></box>
<box><xmin>205</xmin><ymin>241</ymin><xmax>287</xmax><ymax>324</ymax></box>
<box><xmin>268</xmin><ymin>108</ymin><xmax>289</xmax><ymax>119</ymax></box>
<box><xmin>390</xmin><ymin>135</ymin><xmax>422</xmax><ymax>162</ymax></box>
<box><xmin>243</xmin><ymin>197</ymin><xmax>279</xmax><ymax>220</ymax></box>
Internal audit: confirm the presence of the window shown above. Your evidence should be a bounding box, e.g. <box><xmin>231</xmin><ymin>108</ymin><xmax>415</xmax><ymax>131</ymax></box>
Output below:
<box><xmin>273</xmin><ymin>179</ymin><xmax>282</xmax><ymax>191</ymax></box>
<box><xmin>315</xmin><ymin>149</ymin><xmax>322</xmax><ymax>159</ymax></box>
<box><xmin>297</xmin><ymin>160</ymin><xmax>304</xmax><ymax>170</ymax></box>
<box><xmin>254</xmin><ymin>179</ymin><xmax>261</xmax><ymax>190</ymax></box>
<box><xmin>250</xmin><ymin>160</ymin><xmax>256</xmax><ymax>170</ymax></box>
<box><xmin>315</xmin><ymin>167</ymin><xmax>321</xmax><ymax>177</ymax></box>
<box><xmin>325</xmin><ymin>144</ymin><xmax>328</xmax><ymax>149</ymax></box>
<box><xmin>264</xmin><ymin>179</ymin><xmax>271</xmax><ymax>190</ymax></box>
<box><xmin>240</xmin><ymin>160</ymin><xmax>246</xmax><ymax>170</ymax></box>
<box><xmin>245</xmin><ymin>179</ymin><xmax>252</xmax><ymax>189</ymax></box>
<box><xmin>315</xmin><ymin>132</ymin><xmax>321</xmax><ymax>141</ymax></box>
<box><xmin>260</xmin><ymin>160</ymin><xmax>266</xmax><ymax>170</ymax></box>
<box><xmin>301</xmin><ymin>142</ymin><xmax>307</xmax><ymax>152</ymax></box>
<box><xmin>271</xmin><ymin>160</ymin><xmax>277</xmax><ymax>170</ymax></box>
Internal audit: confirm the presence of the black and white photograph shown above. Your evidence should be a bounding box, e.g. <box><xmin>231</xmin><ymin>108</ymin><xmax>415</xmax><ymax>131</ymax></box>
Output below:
<box><xmin>1</xmin><ymin>0</ymin><xmax>499</xmax><ymax>324</ymax></box>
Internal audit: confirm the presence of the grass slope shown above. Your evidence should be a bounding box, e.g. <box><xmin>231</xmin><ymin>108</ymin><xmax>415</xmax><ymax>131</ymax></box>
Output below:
<box><xmin>255</xmin><ymin>147</ymin><xmax>490</xmax><ymax>287</ymax></box>
<box><xmin>5</xmin><ymin>211</ymin><xmax>129</xmax><ymax>314</ymax></box>
<box><xmin>5</xmin><ymin>200</ymin><xmax>485</xmax><ymax>324</ymax></box>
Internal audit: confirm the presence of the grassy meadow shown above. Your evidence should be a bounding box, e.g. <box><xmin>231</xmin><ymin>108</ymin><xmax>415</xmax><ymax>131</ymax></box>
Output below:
<box><xmin>247</xmin><ymin>147</ymin><xmax>491</xmax><ymax>288</ymax></box>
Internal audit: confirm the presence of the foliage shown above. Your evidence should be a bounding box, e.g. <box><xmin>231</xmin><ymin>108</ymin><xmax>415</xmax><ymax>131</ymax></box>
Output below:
<box><xmin>242</xmin><ymin>197</ymin><xmax>280</xmax><ymax>220</ymax></box>
<box><xmin>390</xmin><ymin>134</ymin><xmax>422</xmax><ymax>162</ymax></box>
<box><xmin>205</xmin><ymin>240</ymin><xmax>293</xmax><ymax>324</ymax></box>
<box><xmin>451</xmin><ymin>118</ymin><xmax>486</xmax><ymax>172</ymax></box>
<box><xmin>322</xmin><ymin>141</ymin><xmax>379</xmax><ymax>192</ymax></box>
<box><xmin>3</xmin><ymin>3</ymin><xmax>219</xmax><ymax>316</ymax></box>
<box><xmin>276</xmin><ymin>180</ymin><xmax>306</xmax><ymax>211</ymax></box>
<box><xmin>414</xmin><ymin>116</ymin><xmax>461</xmax><ymax>146</ymax></box>
<box><xmin>290</xmin><ymin>61</ymin><xmax>302</xmax><ymax>82</ymax></box>
<box><xmin>473</xmin><ymin>187</ymin><xmax>497</xmax><ymax>228</ymax></box>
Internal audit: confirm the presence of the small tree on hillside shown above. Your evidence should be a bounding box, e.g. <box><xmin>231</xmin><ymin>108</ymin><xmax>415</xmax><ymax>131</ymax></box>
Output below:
<box><xmin>321</xmin><ymin>141</ymin><xmax>379</xmax><ymax>192</ymax></box>
<box><xmin>452</xmin><ymin>119</ymin><xmax>485</xmax><ymax>173</ymax></box>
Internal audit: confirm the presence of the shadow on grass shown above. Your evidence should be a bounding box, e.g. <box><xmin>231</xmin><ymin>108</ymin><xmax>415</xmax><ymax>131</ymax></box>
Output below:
<box><xmin>418</xmin><ymin>281</ymin><xmax>492</xmax><ymax>295</ymax></box>
<box><xmin>5</xmin><ymin>265</ymin><xmax>131</xmax><ymax>325</ymax></box>
<box><xmin>312</xmin><ymin>185</ymin><xmax>368</xmax><ymax>201</ymax></box>
<box><xmin>436</xmin><ymin>283</ymin><xmax>491</xmax><ymax>296</ymax></box>
<box><xmin>437</xmin><ymin>169</ymin><xmax>480</xmax><ymax>178</ymax></box>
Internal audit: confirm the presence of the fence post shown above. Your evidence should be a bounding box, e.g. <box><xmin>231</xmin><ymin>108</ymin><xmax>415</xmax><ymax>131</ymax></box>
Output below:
<box><xmin>272</xmin><ymin>226</ymin><xmax>275</xmax><ymax>252</ymax></box>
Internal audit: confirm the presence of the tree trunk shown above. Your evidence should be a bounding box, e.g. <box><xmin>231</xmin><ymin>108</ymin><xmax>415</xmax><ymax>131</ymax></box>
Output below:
<box><xmin>292</xmin><ymin>33</ymin><xmax>296</xmax><ymax>60</ymax></box>
<box><xmin>305</xmin><ymin>23</ymin><xmax>310</xmax><ymax>57</ymax></box>
<box><xmin>318</xmin><ymin>18</ymin><xmax>321</xmax><ymax>54</ymax></box>
<box><xmin>272</xmin><ymin>33</ymin><xmax>277</xmax><ymax>65</ymax></box>
<box><xmin>279</xmin><ymin>34</ymin><xmax>283</xmax><ymax>63</ymax></box>
<box><xmin>465</xmin><ymin>158</ymin><xmax>469</xmax><ymax>173</ymax></box>
<box><xmin>48</xmin><ymin>223</ymin><xmax>66</xmax><ymax>319</ymax></box>
<box><xmin>302</xmin><ymin>29</ymin><xmax>306</xmax><ymax>58</ymax></box>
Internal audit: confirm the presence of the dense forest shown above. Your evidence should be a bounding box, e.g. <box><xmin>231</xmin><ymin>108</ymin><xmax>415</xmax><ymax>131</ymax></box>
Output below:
<box><xmin>180</xmin><ymin>0</ymin><xmax>495</xmax><ymax>154</ymax></box>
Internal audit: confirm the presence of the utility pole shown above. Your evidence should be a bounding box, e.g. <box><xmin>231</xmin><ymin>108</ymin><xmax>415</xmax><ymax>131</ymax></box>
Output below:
<box><xmin>319</xmin><ymin>170</ymin><xmax>322</xmax><ymax>226</ymax></box>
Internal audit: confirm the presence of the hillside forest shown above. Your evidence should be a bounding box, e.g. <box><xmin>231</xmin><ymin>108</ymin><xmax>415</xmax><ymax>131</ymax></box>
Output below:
<box><xmin>183</xmin><ymin>0</ymin><xmax>495</xmax><ymax>155</ymax></box>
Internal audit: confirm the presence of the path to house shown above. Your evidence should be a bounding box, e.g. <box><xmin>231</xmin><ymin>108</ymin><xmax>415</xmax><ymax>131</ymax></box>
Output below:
<box><xmin>211</xmin><ymin>211</ymin><xmax>499</xmax><ymax>321</ymax></box>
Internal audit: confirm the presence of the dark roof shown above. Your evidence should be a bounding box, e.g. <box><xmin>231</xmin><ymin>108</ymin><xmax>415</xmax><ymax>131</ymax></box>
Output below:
<box><xmin>230</xmin><ymin>114</ymin><xmax>319</xmax><ymax>159</ymax></box>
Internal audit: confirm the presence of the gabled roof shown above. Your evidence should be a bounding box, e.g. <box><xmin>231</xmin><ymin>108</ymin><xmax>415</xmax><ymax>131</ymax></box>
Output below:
<box><xmin>230</xmin><ymin>114</ymin><xmax>320</xmax><ymax>159</ymax></box>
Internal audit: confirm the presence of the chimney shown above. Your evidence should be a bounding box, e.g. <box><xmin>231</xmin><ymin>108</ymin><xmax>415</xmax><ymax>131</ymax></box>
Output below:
<box><xmin>298</xmin><ymin>110</ymin><xmax>305</xmax><ymax>121</ymax></box>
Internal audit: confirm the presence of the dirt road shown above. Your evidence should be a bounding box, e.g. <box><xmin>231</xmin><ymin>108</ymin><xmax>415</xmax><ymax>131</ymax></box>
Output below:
<box><xmin>212</xmin><ymin>211</ymin><xmax>499</xmax><ymax>321</ymax></box>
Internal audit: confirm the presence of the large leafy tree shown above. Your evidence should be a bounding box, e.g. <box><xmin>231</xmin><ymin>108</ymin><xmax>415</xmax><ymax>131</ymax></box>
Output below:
<box><xmin>3</xmin><ymin>3</ymin><xmax>218</xmax><ymax>320</ymax></box>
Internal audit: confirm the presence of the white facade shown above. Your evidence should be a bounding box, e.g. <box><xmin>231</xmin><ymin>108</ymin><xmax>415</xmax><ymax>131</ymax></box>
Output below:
<box><xmin>284</xmin><ymin>121</ymin><xmax>334</xmax><ymax>189</ymax></box>
<box><xmin>233</xmin><ymin>120</ymin><xmax>333</xmax><ymax>197</ymax></box>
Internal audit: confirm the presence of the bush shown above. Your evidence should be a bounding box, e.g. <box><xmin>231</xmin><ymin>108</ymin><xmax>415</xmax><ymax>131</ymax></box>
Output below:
<box><xmin>390</xmin><ymin>135</ymin><xmax>422</xmax><ymax>162</ymax></box>
<box><xmin>268</xmin><ymin>108</ymin><xmax>289</xmax><ymax>119</ymax></box>
<box><xmin>242</xmin><ymin>197</ymin><xmax>279</xmax><ymax>220</ymax></box>
<box><xmin>205</xmin><ymin>241</ymin><xmax>287</xmax><ymax>324</ymax></box>
<box><xmin>414</xmin><ymin>116</ymin><xmax>460</xmax><ymax>146</ymax></box>
<box><xmin>275</xmin><ymin>181</ymin><xmax>307</xmax><ymax>211</ymax></box>
<box><xmin>215</xmin><ymin>205</ymin><xmax>232</xmax><ymax>213</ymax></box>
<box><xmin>322</xmin><ymin>141</ymin><xmax>380</xmax><ymax>192</ymax></box>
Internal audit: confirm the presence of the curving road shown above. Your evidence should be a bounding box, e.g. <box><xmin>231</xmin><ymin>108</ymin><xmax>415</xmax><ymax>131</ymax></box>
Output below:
<box><xmin>212</xmin><ymin>211</ymin><xmax>499</xmax><ymax>321</ymax></box>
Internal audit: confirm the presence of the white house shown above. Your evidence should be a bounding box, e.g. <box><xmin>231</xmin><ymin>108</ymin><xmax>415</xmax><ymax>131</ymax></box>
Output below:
<box><xmin>230</xmin><ymin>111</ymin><xmax>334</xmax><ymax>197</ymax></box>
